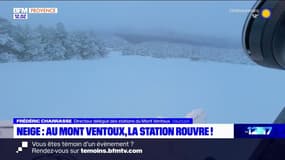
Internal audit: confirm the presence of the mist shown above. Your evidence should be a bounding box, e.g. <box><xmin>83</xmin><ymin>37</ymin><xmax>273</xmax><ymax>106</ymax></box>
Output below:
<box><xmin>1</xmin><ymin>1</ymin><xmax>255</xmax><ymax>46</ymax></box>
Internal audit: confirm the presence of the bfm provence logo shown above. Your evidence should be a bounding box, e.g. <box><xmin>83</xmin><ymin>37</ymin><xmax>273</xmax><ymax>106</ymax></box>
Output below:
<box><xmin>13</xmin><ymin>8</ymin><xmax>58</xmax><ymax>20</ymax></box>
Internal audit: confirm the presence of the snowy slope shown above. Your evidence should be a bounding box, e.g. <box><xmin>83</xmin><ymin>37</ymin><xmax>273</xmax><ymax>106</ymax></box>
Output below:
<box><xmin>100</xmin><ymin>35</ymin><xmax>254</xmax><ymax>65</ymax></box>
<box><xmin>0</xmin><ymin>52</ymin><xmax>284</xmax><ymax>123</ymax></box>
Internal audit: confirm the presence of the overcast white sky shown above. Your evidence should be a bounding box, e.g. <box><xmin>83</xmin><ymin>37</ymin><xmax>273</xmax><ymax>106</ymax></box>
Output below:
<box><xmin>1</xmin><ymin>1</ymin><xmax>255</xmax><ymax>40</ymax></box>
<box><xmin>2</xmin><ymin>1</ymin><xmax>285</xmax><ymax>123</ymax></box>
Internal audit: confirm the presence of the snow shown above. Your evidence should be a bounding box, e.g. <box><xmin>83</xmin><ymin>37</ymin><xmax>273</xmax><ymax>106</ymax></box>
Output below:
<box><xmin>0</xmin><ymin>52</ymin><xmax>18</xmax><ymax>62</ymax></box>
<box><xmin>0</xmin><ymin>18</ymin><xmax>107</xmax><ymax>62</ymax></box>
<box><xmin>0</xmin><ymin>16</ymin><xmax>250</xmax><ymax>65</ymax></box>
<box><xmin>0</xmin><ymin>121</ymin><xmax>12</xmax><ymax>138</ymax></box>
<box><xmin>185</xmin><ymin>108</ymin><xmax>206</xmax><ymax>123</ymax></box>
<box><xmin>99</xmin><ymin>35</ymin><xmax>253</xmax><ymax>65</ymax></box>
<box><xmin>0</xmin><ymin>52</ymin><xmax>284</xmax><ymax>123</ymax></box>
<box><xmin>0</xmin><ymin>34</ymin><xmax>11</xmax><ymax>45</ymax></box>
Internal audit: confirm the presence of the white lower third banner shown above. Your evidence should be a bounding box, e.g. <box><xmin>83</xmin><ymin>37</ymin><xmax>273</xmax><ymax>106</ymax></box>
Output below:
<box><xmin>13</xmin><ymin>124</ymin><xmax>234</xmax><ymax>139</ymax></box>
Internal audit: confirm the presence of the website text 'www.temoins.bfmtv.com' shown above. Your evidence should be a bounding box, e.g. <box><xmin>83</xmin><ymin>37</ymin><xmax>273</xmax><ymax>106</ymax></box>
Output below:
<box><xmin>80</xmin><ymin>148</ymin><xmax>143</xmax><ymax>154</ymax></box>
<box><xmin>31</xmin><ymin>147</ymin><xmax>143</xmax><ymax>155</ymax></box>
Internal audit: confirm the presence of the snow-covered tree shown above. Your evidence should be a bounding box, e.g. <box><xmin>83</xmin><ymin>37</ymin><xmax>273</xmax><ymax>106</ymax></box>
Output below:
<box><xmin>0</xmin><ymin>17</ymin><xmax>12</xmax><ymax>34</ymax></box>
<box><xmin>68</xmin><ymin>31</ymin><xmax>106</xmax><ymax>59</ymax></box>
<box><xmin>13</xmin><ymin>25</ymin><xmax>43</xmax><ymax>60</ymax></box>
<box><xmin>0</xmin><ymin>17</ymin><xmax>107</xmax><ymax>62</ymax></box>
<box><xmin>0</xmin><ymin>18</ymin><xmax>24</xmax><ymax>62</ymax></box>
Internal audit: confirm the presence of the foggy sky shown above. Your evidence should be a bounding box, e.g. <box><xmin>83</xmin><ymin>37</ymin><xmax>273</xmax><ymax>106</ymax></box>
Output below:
<box><xmin>1</xmin><ymin>1</ymin><xmax>255</xmax><ymax>41</ymax></box>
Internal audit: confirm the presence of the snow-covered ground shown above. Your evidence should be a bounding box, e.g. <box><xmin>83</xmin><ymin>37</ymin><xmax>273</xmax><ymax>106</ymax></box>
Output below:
<box><xmin>99</xmin><ymin>35</ymin><xmax>254</xmax><ymax>65</ymax></box>
<box><xmin>0</xmin><ymin>52</ymin><xmax>284</xmax><ymax>123</ymax></box>
<box><xmin>0</xmin><ymin>121</ymin><xmax>12</xmax><ymax>138</ymax></box>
